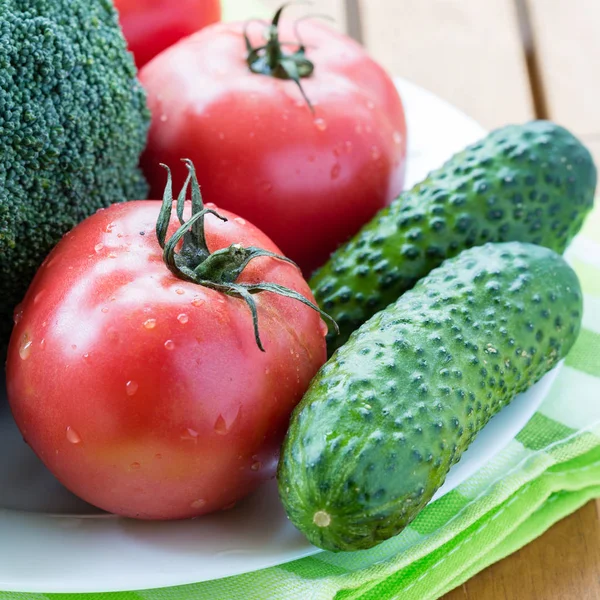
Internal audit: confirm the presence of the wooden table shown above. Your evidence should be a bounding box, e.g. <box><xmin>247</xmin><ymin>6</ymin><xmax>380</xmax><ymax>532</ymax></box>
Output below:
<box><xmin>260</xmin><ymin>1</ymin><xmax>600</xmax><ymax>597</ymax></box>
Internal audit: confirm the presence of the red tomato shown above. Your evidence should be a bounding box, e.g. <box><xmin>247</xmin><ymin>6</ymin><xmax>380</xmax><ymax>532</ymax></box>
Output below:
<box><xmin>140</xmin><ymin>11</ymin><xmax>407</xmax><ymax>275</ymax></box>
<box><xmin>7</xmin><ymin>167</ymin><xmax>326</xmax><ymax>519</ymax></box>
<box><xmin>114</xmin><ymin>0</ymin><xmax>221</xmax><ymax>68</ymax></box>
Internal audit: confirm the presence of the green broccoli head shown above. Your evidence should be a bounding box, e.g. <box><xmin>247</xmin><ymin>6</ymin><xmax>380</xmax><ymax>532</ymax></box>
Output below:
<box><xmin>0</xmin><ymin>0</ymin><xmax>150</xmax><ymax>350</ymax></box>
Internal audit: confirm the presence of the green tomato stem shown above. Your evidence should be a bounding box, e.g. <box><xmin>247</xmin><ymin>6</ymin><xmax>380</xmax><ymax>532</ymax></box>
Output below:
<box><xmin>155</xmin><ymin>159</ymin><xmax>338</xmax><ymax>351</ymax></box>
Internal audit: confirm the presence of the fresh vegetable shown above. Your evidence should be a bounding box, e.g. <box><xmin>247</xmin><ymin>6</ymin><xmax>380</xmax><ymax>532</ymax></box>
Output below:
<box><xmin>0</xmin><ymin>0</ymin><xmax>150</xmax><ymax>354</ymax></box>
<box><xmin>7</xmin><ymin>162</ymin><xmax>330</xmax><ymax>520</ymax></box>
<box><xmin>115</xmin><ymin>0</ymin><xmax>221</xmax><ymax>68</ymax></box>
<box><xmin>139</xmin><ymin>6</ymin><xmax>407</xmax><ymax>275</ymax></box>
<box><xmin>311</xmin><ymin>121</ymin><xmax>596</xmax><ymax>355</ymax></box>
<box><xmin>279</xmin><ymin>242</ymin><xmax>583</xmax><ymax>552</ymax></box>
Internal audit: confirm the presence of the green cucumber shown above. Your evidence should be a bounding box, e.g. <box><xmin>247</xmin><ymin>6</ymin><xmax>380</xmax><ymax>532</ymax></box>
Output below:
<box><xmin>312</xmin><ymin>121</ymin><xmax>595</xmax><ymax>355</ymax></box>
<box><xmin>279</xmin><ymin>242</ymin><xmax>583</xmax><ymax>552</ymax></box>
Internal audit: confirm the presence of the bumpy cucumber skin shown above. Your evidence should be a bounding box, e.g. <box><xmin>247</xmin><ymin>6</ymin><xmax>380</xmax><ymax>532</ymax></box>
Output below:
<box><xmin>312</xmin><ymin>121</ymin><xmax>595</xmax><ymax>355</ymax></box>
<box><xmin>279</xmin><ymin>242</ymin><xmax>583</xmax><ymax>552</ymax></box>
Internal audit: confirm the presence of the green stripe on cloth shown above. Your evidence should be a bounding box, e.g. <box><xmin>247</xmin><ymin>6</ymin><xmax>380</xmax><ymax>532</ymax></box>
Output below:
<box><xmin>565</xmin><ymin>328</ymin><xmax>600</xmax><ymax>376</ymax></box>
<box><xmin>515</xmin><ymin>413</ymin><xmax>576</xmax><ymax>451</ymax></box>
<box><xmin>410</xmin><ymin>490</ymin><xmax>472</xmax><ymax>536</ymax></box>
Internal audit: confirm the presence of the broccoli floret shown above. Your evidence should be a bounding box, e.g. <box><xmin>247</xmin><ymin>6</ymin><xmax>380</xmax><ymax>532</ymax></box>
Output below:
<box><xmin>0</xmin><ymin>0</ymin><xmax>149</xmax><ymax>350</ymax></box>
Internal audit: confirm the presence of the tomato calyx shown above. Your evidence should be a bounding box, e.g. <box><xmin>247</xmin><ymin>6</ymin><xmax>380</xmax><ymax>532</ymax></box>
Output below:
<box><xmin>156</xmin><ymin>159</ymin><xmax>338</xmax><ymax>351</ymax></box>
<box><xmin>245</xmin><ymin>3</ymin><xmax>316</xmax><ymax>112</ymax></box>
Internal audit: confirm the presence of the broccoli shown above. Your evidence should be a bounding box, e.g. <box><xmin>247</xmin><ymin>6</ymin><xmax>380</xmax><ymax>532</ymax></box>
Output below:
<box><xmin>0</xmin><ymin>0</ymin><xmax>150</xmax><ymax>351</ymax></box>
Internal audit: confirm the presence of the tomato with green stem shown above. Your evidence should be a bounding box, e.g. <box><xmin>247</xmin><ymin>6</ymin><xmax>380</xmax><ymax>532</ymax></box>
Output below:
<box><xmin>7</xmin><ymin>161</ymin><xmax>332</xmax><ymax>519</ymax></box>
<box><xmin>140</xmin><ymin>5</ymin><xmax>407</xmax><ymax>275</ymax></box>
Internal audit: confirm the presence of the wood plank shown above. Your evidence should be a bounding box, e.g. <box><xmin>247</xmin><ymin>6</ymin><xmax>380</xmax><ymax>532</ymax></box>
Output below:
<box><xmin>442</xmin><ymin>501</ymin><xmax>600</xmax><ymax>599</ymax></box>
<box><xmin>358</xmin><ymin>0</ymin><xmax>535</xmax><ymax>129</ymax></box>
<box><xmin>260</xmin><ymin>0</ymin><xmax>347</xmax><ymax>33</ymax></box>
<box><xmin>526</xmin><ymin>0</ymin><xmax>600</xmax><ymax>137</ymax></box>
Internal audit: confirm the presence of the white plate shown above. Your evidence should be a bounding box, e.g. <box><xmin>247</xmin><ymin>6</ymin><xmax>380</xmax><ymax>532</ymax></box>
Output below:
<box><xmin>0</xmin><ymin>78</ymin><xmax>558</xmax><ymax>594</ymax></box>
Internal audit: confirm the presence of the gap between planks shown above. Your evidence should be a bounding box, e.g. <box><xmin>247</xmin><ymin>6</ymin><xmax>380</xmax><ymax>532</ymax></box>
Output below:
<box><xmin>356</xmin><ymin>0</ymin><xmax>535</xmax><ymax>129</ymax></box>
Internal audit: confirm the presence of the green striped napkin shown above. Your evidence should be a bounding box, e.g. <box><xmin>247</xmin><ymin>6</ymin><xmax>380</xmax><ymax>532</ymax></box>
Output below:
<box><xmin>4</xmin><ymin>206</ymin><xmax>598</xmax><ymax>600</ymax></box>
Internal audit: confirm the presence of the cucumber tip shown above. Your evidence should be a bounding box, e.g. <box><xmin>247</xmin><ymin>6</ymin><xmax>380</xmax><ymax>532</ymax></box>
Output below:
<box><xmin>313</xmin><ymin>510</ymin><xmax>331</xmax><ymax>528</ymax></box>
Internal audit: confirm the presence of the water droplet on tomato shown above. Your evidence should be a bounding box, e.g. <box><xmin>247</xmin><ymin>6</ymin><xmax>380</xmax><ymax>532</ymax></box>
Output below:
<box><xmin>164</xmin><ymin>340</ymin><xmax>175</xmax><ymax>351</ymax></box>
<box><xmin>330</xmin><ymin>163</ymin><xmax>341</xmax><ymax>180</ymax></box>
<box><xmin>106</xmin><ymin>222</ymin><xmax>115</xmax><ymax>232</ymax></box>
<box><xmin>108</xmin><ymin>252</ymin><xmax>117</xmax><ymax>259</ymax></box>
<box><xmin>71</xmin><ymin>344</ymin><xmax>77</xmax><ymax>350</ymax></box>
<box><xmin>355</xmin><ymin>124</ymin><xmax>363</xmax><ymax>134</ymax></box>
<box><xmin>160</xmin><ymin>114</ymin><xmax>168</xmax><ymax>123</ymax></box>
<box><xmin>143</xmin><ymin>318</ymin><xmax>157</xmax><ymax>330</ymax></box>
<box><xmin>130</xmin><ymin>462</ymin><xmax>141</xmax><ymax>470</ymax></box>
<box><xmin>261</xmin><ymin>181</ymin><xmax>273</xmax><ymax>194</ymax></box>
<box><xmin>222</xmin><ymin>502</ymin><xmax>236</xmax><ymax>511</ymax></box>
<box><xmin>371</xmin><ymin>146</ymin><xmax>382</xmax><ymax>161</ymax></box>
<box><xmin>177</xmin><ymin>313</ymin><xmax>189</xmax><ymax>324</ymax></box>
<box><xmin>393</xmin><ymin>131</ymin><xmax>403</xmax><ymax>145</ymax></box>
<box><xmin>251</xmin><ymin>461</ymin><xmax>261</xmax><ymax>471</ymax></box>
<box><xmin>40</xmin><ymin>339</ymin><xmax>46</xmax><ymax>350</ymax></box>
<box><xmin>101</xmin><ymin>307</ymin><xmax>109</xmax><ymax>313</ymax></box>
<box><xmin>175</xmin><ymin>288</ymin><xmax>185</xmax><ymax>295</ymax></box>
<box><xmin>345</xmin><ymin>141</ymin><xmax>353</xmax><ymax>154</ymax></box>
<box><xmin>33</xmin><ymin>291</ymin><xmax>44</xmax><ymax>305</ymax></box>
<box><xmin>13</xmin><ymin>305</ymin><xmax>23</xmax><ymax>324</ymax></box>
<box><xmin>126</xmin><ymin>380</ymin><xmax>138</xmax><ymax>396</ymax></box>
<box><xmin>66</xmin><ymin>426</ymin><xmax>81</xmax><ymax>445</ymax></box>
<box><xmin>367</xmin><ymin>100</ymin><xmax>375</xmax><ymax>110</ymax></box>
<box><xmin>110</xmin><ymin>296</ymin><xmax>116</xmax><ymax>302</ymax></box>
<box><xmin>191</xmin><ymin>296</ymin><xmax>204</xmax><ymax>308</ymax></box>
<box><xmin>249</xmin><ymin>131</ymin><xmax>255</xmax><ymax>139</ymax></box>
<box><xmin>319</xmin><ymin>319</ymin><xmax>329</xmax><ymax>336</ymax></box>
<box><xmin>191</xmin><ymin>498</ymin><xmax>207</xmax><ymax>510</ymax></box>
<box><xmin>155</xmin><ymin>453</ymin><xmax>162</xmax><ymax>460</ymax></box>
<box><xmin>214</xmin><ymin>415</ymin><xmax>228</xmax><ymax>435</ymax></box>
<box><xmin>94</xmin><ymin>243</ymin><xmax>104</xmax><ymax>253</ymax></box>
<box><xmin>234</xmin><ymin>217</ymin><xmax>246</xmax><ymax>225</ymax></box>
<box><xmin>265</xmin><ymin>367</ymin><xmax>270</xmax><ymax>375</ymax></box>
<box><xmin>19</xmin><ymin>335</ymin><xmax>32</xmax><ymax>360</ymax></box>
<box><xmin>83</xmin><ymin>352</ymin><xmax>90</xmax><ymax>361</ymax></box>
<box><xmin>314</xmin><ymin>117</ymin><xmax>327</xmax><ymax>131</ymax></box>
<box><xmin>181</xmin><ymin>428</ymin><xmax>199</xmax><ymax>442</ymax></box>
<box><xmin>218</xmin><ymin>132</ymin><xmax>225</xmax><ymax>140</ymax></box>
